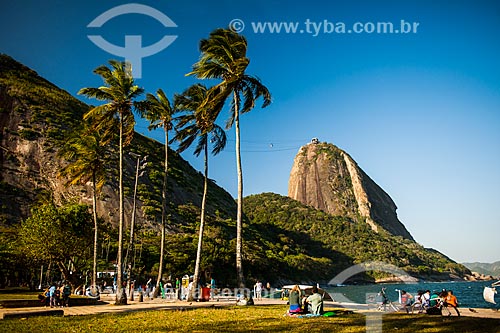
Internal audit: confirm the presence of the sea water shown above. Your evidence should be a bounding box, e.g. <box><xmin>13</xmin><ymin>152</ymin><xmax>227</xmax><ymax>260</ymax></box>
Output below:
<box><xmin>324</xmin><ymin>281</ymin><xmax>499</xmax><ymax>309</ymax></box>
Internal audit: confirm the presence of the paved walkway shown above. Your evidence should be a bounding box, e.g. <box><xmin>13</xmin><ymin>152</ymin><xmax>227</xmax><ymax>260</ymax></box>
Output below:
<box><xmin>1</xmin><ymin>296</ymin><xmax>499</xmax><ymax>320</ymax></box>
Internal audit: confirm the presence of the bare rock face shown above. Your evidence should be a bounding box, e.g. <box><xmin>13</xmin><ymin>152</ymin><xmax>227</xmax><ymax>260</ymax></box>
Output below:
<box><xmin>288</xmin><ymin>141</ymin><xmax>414</xmax><ymax>240</ymax></box>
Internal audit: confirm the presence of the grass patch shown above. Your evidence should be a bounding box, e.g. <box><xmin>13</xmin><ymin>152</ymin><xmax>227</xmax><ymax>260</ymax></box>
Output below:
<box><xmin>0</xmin><ymin>293</ymin><xmax>39</xmax><ymax>300</ymax></box>
<box><xmin>1</xmin><ymin>305</ymin><xmax>499</xmax><ymax>332</ymax></box>
<box><xmin>0</xmin><ymin>289</ymin><xmax>86</xmax><ymax>301</ymax></box>
<box><xmin>0</xmin><ymin>289</ymin><xmax>40</xmax><ymax>300</ymax></box>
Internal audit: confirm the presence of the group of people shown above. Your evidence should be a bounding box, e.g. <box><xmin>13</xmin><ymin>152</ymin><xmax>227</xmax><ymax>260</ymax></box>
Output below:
<box><xmin>288</xmin><ymin>285</ymin><xmax>324</xmax><ymax>315</ymax></box>
<box><xmin>253</xmin><ymin>280</ymin><xmax>271</xmax><ymax>300</ymax></box>
<box><xmin>401</xmin><ymin>289</ymin><xmax>460</xmax><ymax>316</ymax></box>
<box><xmin>285</xmin><ymin>285</ymin><xmax>459</xmax><ymax>317</ymax></box>
<box><xmin>39</xmin><ymin>283</ymin><xmax>71</xmax><ymax>307</ymax></box>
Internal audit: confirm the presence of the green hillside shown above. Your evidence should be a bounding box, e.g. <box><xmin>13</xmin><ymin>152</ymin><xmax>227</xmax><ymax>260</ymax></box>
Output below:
<box><xmin>463</xmin><ymin>262</ymin><xmax>500</xmax><ymax>277</ymax></box>
<box><xmin>242</xmin><ymin>192</ymin><xmax>470</xmax><ymax>283</ymax></box>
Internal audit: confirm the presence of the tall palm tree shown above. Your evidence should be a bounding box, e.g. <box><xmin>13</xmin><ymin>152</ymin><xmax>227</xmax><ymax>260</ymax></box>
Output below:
<box><xmin>188</xmin><ymin>28</ymin><xmax>271</xmax><ymax>288</ymax></box>
<box><xmin>58</xmin><ymin>125</ymin><xmax>107</xmax><ymax>295</ymax></box>
<box><xmin>78</xmin><ymin>60</ymin><xmax>144</xmax><ymax>305</ymax></box>
<box><xmin>173</xmin><ymin>84</ymin><xmax>226</xmax><ymax>300</ymax></box>
<box><xmin>137</xmin><ymin>88</ymin><xmax>176</xmax><ymax>298</ymax></box>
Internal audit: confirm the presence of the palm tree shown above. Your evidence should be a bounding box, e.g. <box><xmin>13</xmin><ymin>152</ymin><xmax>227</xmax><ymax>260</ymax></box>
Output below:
<box><xmin>58</xmin><ymin>125</ymin><xmax>107</xmax><ymax>295</ymax></box>
<box><xmin>136</xmin><ymin>88</ymin><xmax>176</xmax><ymax>298</ymax></box>
<box><xmin>188</xmin><ymin>28</ymin><xmax>271</xmax><ymax>288</ymax></box>
<box><xmin>78</xmin><ymin>60</ymin><xmax>144</xmax><ymax>305</ymax></box>
<box><xmin>173</xmin><ymin>84</ymin><xmax>227</xmax><ymax>300</ymax></box>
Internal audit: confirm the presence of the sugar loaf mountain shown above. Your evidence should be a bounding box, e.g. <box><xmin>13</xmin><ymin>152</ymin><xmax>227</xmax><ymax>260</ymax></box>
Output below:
<box><xmin>288</xmin><ymin>141</ymin><xmax>414</xmax><ymax>240</ymax></box>
<box><xmin>0</xmin><ymin>54</ymin><xmax>470</xmax><ymax>288</ymax></box>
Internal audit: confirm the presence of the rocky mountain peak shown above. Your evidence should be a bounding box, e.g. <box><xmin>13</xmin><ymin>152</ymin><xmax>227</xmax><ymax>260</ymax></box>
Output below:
<box><xmin>288</xmin><ymin>140</ymin><xmax>414</xmax><ymax>240</ymax></box>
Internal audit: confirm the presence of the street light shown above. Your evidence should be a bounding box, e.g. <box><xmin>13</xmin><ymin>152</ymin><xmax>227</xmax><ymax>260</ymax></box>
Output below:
<box><xmin>125</xmin><ymin>152</ymin><xmax>147</xmax><ymax>300</ymax></box>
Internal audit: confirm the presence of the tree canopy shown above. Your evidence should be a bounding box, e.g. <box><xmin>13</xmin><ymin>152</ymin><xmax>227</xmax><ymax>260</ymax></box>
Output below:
<box><xmin>19</xmin><ymin>203</ymin><xmax>94</xmax><ymax>288</ymax></box>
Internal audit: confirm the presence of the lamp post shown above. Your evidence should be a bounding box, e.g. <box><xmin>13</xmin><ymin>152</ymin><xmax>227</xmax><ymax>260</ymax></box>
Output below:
<box><xmin>125</xmin><ymin>152</ymin><xmax>147</xmax><ymax>300</ymax></box>
<box><xmin>38</xmin><ymin>265</ymin><xmax>43</xmax><ymax>290</ymax></box>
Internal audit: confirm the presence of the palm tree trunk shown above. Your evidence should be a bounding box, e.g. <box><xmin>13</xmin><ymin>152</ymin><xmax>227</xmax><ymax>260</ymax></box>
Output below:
<box><xmin>154</xmin><ymin>128</ymin><xmax>168</xmax><ymax>297</ymax></box>
<box><xmin>126</xmin><ymin>156</ymin><xmax>140</xmax><ymax>301</ymax></box>
<box><xmin>234</xmin><ymin>91</ymin><xmax>245</xmax><ymax>288</ymax></box>
<box><xmin>116</xmin><ymin>113</ymin><xmax>126</xmax><ymax>305</ymax></box>
<box><xmin>189</xmin><ymin>143</ymin><xmax>209</xmax><ymax>301</ymax></box>
<box><xmin>91</xmin><ymin>173</ymin><xmax>98</xmax><ymax>294</ymax></box>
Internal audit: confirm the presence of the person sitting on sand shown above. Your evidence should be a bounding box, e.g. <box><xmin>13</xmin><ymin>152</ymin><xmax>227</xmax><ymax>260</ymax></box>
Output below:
<box><xmin>288</xmin><ymin>285</ymin><xmax>302</xmax><ymax>313</ymax></box>
<box><xmin>400</xmin><ymin>290</ymin><xmax>413</xmax><ymax>313</ymax></box>
<box><xmin>305</xmin><ymin>286</ymin><xmax>323</xmax><ymax>315</ymax></box>
<box><xmin>38</xmin><ymin>286</ymin><xmax>50</xmax><ymax>306</ymax></box>
<box><xmin>421</xmin><ymin>290</ymin><xmax>431</xmax><ymax>308</ymax></box>
<box><xmin>444</xmin><ymin>290</ymin><xmax>460</xmax><ymax>317</ymax></box>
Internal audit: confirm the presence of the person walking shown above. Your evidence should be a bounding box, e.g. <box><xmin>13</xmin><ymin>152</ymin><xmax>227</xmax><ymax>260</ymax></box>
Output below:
<box><xmin>210</xmin><ymin>277</ymin><xmax>216</xmax><ymax>300</ymax></box>
<box><xmin>445</xmin><ymin>290</ymin><xmax>460</xmax><ymax>316</ymax></box>
<box><xmin>175</xmin><ymin>277</ymin><xmax>180</xmax><ymax>300</ymax></box>
<box><xmin>254</xmin><ymin>280</ymin><xmax>263</xmax><ymax>300</ymax></box>
<box><xmin>62</xmin><ymin>283</ymin><xmax>71</xmax><ymax>307</ymax></box>
<box><xmin>49</xmin><ymin>284</ymin><xmax>56</xmax><ymax>308</ymax></box>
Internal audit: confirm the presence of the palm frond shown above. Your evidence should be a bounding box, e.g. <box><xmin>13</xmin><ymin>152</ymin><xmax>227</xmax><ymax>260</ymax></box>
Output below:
<box><xmin>210</xmin><ymin>124</ymin><xmax>227</xmax><ymax>156</ymax></box>
<box><xmin>58</xmin><ymin>127</ymin><xmax>109</xmax><ymax>193</ymax></box>
<box><xmin>240</xmin><ymin>75</ymin><xmax>272</xmax><ymax>113</ymax></box>
<box><xmin>172</xmin><ymin>83</ymin><xmax>228</xmax><ymax>157</ymax></box>
<box><xmin>78</xmin><ymin>87</ymin><xmax>113</xmax><ymax>101</ymax></box>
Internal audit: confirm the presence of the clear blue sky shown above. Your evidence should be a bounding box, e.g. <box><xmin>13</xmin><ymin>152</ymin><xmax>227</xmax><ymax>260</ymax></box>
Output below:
<box><xmin>1</xmin><ymin>0</ymin><xmax>499</xmax><ymax>264</ymax></box>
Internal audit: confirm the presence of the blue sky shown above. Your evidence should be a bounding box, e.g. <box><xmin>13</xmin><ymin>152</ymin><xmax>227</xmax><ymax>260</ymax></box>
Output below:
<box><xmin>1</xmin><ymin>0</ymin><xmax>499</xmax><ymax>263</ymax></box>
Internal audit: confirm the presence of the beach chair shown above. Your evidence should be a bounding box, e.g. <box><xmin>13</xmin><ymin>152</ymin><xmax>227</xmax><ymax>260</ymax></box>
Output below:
<box><xmin>410</xmin><ymin>300</ymin><xmax>425</xmax><ymax>314</ymax></box>
<box><xmin>307</xmin><ymin>296</ymin><xmax>324</xmax><ymax>315</ymax></box>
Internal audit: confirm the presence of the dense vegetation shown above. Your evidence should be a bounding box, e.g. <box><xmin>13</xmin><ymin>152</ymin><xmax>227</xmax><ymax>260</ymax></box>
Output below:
<box><xmin>0</xmin><ymin>54</ymin><xmax>89</xmax><ymax>141</ymax></box>
<box><xmin>463</xmin><ymin>261</ymin><xmax>500</xmax><ymax>277</ymax></box>
<box><xmin>243</xmin><ymin>193</ymin><xmax>470</xmax><ymax>282</ymax></box>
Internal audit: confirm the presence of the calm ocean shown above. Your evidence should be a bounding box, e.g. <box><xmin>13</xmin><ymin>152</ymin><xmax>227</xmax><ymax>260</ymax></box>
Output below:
<box><xmin>324</xmin><ymin>280</ymin><xmax>499</xmax><ymax>309</ymax></box>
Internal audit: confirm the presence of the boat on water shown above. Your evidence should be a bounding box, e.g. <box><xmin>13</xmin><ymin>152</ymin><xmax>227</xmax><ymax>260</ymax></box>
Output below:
<box><xmin>279</xmin><ymin>284</ymin><xmax>334</xmax><ymax>301</ymax></box>
<box><xmin>483</xmin><ymin>280</ymin><xmax>499</xmax><ymax>304</ymax></box>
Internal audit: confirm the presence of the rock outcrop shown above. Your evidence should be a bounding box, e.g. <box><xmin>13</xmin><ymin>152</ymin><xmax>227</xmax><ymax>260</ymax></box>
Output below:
<box><xmin>288</xmin><ymin>141</ymin><xmax>414</xmax><ymax>240</ymax></box>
